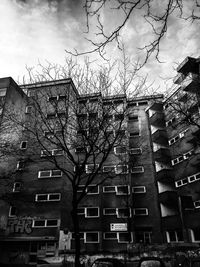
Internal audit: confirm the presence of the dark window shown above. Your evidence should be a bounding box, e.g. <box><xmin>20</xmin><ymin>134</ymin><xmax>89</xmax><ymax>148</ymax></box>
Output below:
<box><xmin>20</xmin><ymin>141</ymin><xmax>27</xmax><ymax>149</ymax></box>
<box><xmin>37</xmin><ymin>195</ymin><xmax>48</xmax><ymax>201</ymax></box>
<box><xmin>34</xmin><ymin>220</ymin><xmax>45</xmax><ymax>227</ymax></box>
<box><xmin>46</xmin><ymin>219</ymin><xmax>58</xmax><ymax>227</ymax></box>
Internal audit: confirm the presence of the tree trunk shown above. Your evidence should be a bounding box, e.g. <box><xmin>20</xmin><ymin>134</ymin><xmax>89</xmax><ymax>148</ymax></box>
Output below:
<box><xmin>71</xmin><ymin>199</ymin><xmax>81</xmax><ymax>267</ymax></box>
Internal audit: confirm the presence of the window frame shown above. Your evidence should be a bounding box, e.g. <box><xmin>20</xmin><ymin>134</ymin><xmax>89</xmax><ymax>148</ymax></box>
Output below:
<box><xmin>85</xmin><ymin>164</ymin><xmax>99</xmax><ymax>174</ymax></box>
<box><xmin>38</xmin><ymin>170</ymin><xmax>62</xmax><ymax>179</ymax></box>
<box><xmin>85</xmin><ymin>207</ymin><xmax>100</xmax><ymax>218</ymax></box>
<box><xmin>35</xmin><ymin>193</ymin><xmax>61</xmax><ymax>202</ymax></box>
<box><xmin>13</xmin><ymin>182</ymin><xmax>22</xmax><ymax>192</ymax></box>
<box><xmin>166</xmin><ymin>230</ymin><xmax>183</xmax><ymax>243</ymax></box>
<box><xmin>133</xmin><ymin>208</ymin><xmax>148</xmax><ymax>216</ymax></box>
<box><xmin>9</xmin><ymin>206</ymin><xmax>17</xmax><ymax>217</ymax></box>
<box><xmin>114</xmin><ymin>146</ymin><xmax>127</xmax><ymax>155</ymax></box>
<box><xmin>131</xmin><ymin>166</ymin><xmax>144</xmax><ymax>173</ymax></box>
<box><xmin>132</xmin><ymin>186</ymin><xmax>146</xmax><ymax>193</ymax></box>
<box><xmin>103</xmin><ymin>208</ymin><xmax>117</xmax><ymax>215</ymax></box>
<box><xmin>32</xmin><ymin>219</ymin><xmax>59</xmax><ymax>228</ymax></box>
<box><xmin>20</xmin><ymin>141</ymin><xmax>27</xmax><ymax>150</ymax></box>
<box><xmin>84</xmin><ymin>232</ymin><xmax>100</xmax><ymax>243</ymax></box>
<box><xmin>115</xmin><ymin>165</ymin><xmax>128</xmax><ymax>174</ymax></box>
<box><xmin>25</xmin><ymin>105</ymin><xmax>32</xmax><ymax>114</ymax></box>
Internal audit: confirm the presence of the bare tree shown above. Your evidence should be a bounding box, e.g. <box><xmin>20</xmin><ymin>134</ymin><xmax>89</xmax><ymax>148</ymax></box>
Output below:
<box><xmin>66</xmin><ymin>0</ymin><xmax>200</xmax><ymax>66</ymax></box>
<box><xmin>0</xmin><ymin>57</ymin><xmax>157</xmax><ymax>267</ymax></box>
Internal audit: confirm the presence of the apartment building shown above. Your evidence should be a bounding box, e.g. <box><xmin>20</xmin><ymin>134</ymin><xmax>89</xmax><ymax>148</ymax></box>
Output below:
<box><xmin>164</xmin><ymin>56</ymin><xmax>200</xmax><ymax>243</ymax></box>
<box><xmin>0</xmin><ymin>61</ymin><xmax>199</xmax><ymax>266</ymax></box>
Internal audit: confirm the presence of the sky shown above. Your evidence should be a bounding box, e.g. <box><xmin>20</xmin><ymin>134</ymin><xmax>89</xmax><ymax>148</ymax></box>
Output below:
<box><xmin>0</xmin><ymin>0</ymin><xmax>199</xmax><ymax>93</ymax></box>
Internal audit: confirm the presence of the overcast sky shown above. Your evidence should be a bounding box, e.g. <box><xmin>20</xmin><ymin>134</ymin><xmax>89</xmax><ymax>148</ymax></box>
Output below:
<box><xmin>0</xmin><ymin>0</ymin><xmax>199</xmax><ymax>92</ymax></box>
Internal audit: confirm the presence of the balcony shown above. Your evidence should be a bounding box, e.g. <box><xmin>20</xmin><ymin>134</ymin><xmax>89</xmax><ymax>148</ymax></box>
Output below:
<box><xmin>173</xmin><ymin>73</ymin><xmax>185</xmax><ymax>84</ymax></box>
<box><xmin>159</xmin><ymin>191</ymin><xmax>178</xmax><ymax>205</ymax></box>
<box><xmin>148</xmin><ymin>102</ymin><xmax>163</xmax><ymax>112</ymax></box>
<box><xmin>156</xmin><ymin>169</ymin><xmax>174</xmax><ymax>182</ymax></box>
<box><xmin>154</xmin><ymin>148</ymin><xmax>171</xmax><ymax>163</ymax></box>
<box><xmin>161</xmin><ymin>215</ymin><xmax>181</xmax><ymax>229</ymax></box>
<box><xmin>182</xmin><ymin>73</ymin><xmax>200</xmax><ymax>93</ymax></box>
<box><xmin>177</xmin><ymin>57</ymin><xmax>199</xmax><ymax>75</ymax></box>
<box><xmin>151</xmin><ymin>129</ymin><xmax>168</xmax><ymax>145</ymax></box>
<box><xmin>149</xmin><ymin>112</ymin><xmax>165</xmax><ymax>127</ymax></box>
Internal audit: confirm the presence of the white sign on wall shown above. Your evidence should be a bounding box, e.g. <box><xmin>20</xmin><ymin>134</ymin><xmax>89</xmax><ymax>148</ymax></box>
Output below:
<box><xmin>110</xmin><ymin>223</ymin><xmax>127</xmax><ymax>231</ymax></box>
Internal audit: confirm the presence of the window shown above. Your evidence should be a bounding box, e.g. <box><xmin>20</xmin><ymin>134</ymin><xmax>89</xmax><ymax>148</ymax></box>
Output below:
<box><xmin>135</xmin><ymin>231</ymin><xmax>152</xmax><ymax>244</ymax></box>
<box><xmin>191</xmin><ymin>228</ymin><xmax>200</xmax><ymax>242</ymax></box>
<box><xmin>138</xmin><ymin>101</ymin><xmax>148</xmax><ymax>106</ymax></box>
<box><xmin>77</xmin><ymin>207</ymin><xmax>99</xmax><ymax>218</ymax></box>
<box><xmin>13</xmin><ymin>182</ymin><xmax>22</xmax><ymax>192</ymax></box>
<box><xmin>85</xmin><ymin>207</ymin><xmax>99</xmax><ymax>218</ymax></box>
<box><xmin>33</xmin><ymin>219</ymin><xmax>59</xmax><ymax>228</ymax></box>
<box><xmin>84</xmin><ymin>232</ymin><xmax>99</xmax><ymax>243</ymax></box>
<box><xmin>77</xmin><ymin>185</ymin><xmax>99</xmax><ymax>194</ymax></box>
<box><xmin>103</xmin><ymin>232</ymin><xmax>132</xmax><ymax>243</ymax></box>
<box><xmin>38</xmin><ymin>170</ymin><xmax>62</xmax><ymax>178</ymax></box>
<box><xmin>48</xmin><ymin>96</ymin><xmax>57</xmax><ymax>102</ymax></box>
<box><xmin>53</xmin><ymin>149</ymin><xmax>63</xmax><ymax>156</ymax></box>
<box><xmin>172</xmin><ymin>150</ymin><xmax>193</xmax><ymax>165</ymax></box>
<box><xmin>132</xmin><ymin>186</ymin><xmax>146</xmax><ymax>193</ymax></box>
<box><xmin>85</xmin><ymin>164</ymin><xmax>99</xmax><ymax>173</ymax></box>
<box><xmin>41</xmin><ymin>149</ymin><xmax>63</xmax><ymax>157</ymax></box>
<box><xmin>103</xmin><ymin>185</ymin><xmax>129</xmax><ymax>195</ymax></box>
<box><xmin>117</xmin><ymin>208</ymin><xmax>131</xmax><ymax>218</ymax></box>
<box><xmin>118</xmin><ymin>232</ymin><xmax>133</xmax><ymax>243</ymax></box>
<box><xmin>103</xmin><ymin>208</ymin><xmax>117</xmax><ymax>215</ymax></box>
<box><xmin>103</xmin><ymin>232</ymin><xmax>118</xmax><ymax>240</ymax></box>
<box><xmin>166</xmin><ymin>117</ymin><xmax>175</xmax><ymax>127</ymax></box>
<box><xmin>131</xmin><ymin>166</ymin><xmax>144</xmax><ymax>173</ymax></box>
<box><xmin>72</xmin><ymin>232</ymin><xmax>84</xmax><ymax>240</ymax></box>
<box><xmin>129</xmin><ymin>148</ymin><xmax>142</xmax><ymax>155</ymax></box>
<box><xmin>166</xmin><ymin>230</ymin><xmax>183</xmax><ymax>242</ymax></box>
<box><xmin>114</xmin><ymin>113</ymin><xmax>124</xmax><ymax>121</ymax></box>
<box><xmin>103</xmin><ymin>186</ymin><xmax>116</xmax><ymax>193</ymax></box>
<box><xmin>46</xmin><ymin>219</ymin><xmax>59</xmax><ymax>227</ymax></box>
<box><xmin>188</xmin><ymin>172</ymin><xmax>200</xmax><ymax>183</ymax></box>
<box><xmin>87</xmin><ymin>185</ymin><xmax>99</xmax><ymax>195</ymax></box>
<box><xmin>114</xmin><ymin>146</ymin><xmax>127</xmax><ymax>155</ymax></box>
<box><xmin>9</xmin><ymin>206</ymin><xmax>17</xmax><ymax>217</ymax></box>
<box><xmin>20</xmin><ymin>141</ymin><xmax>27</xmax><ymax>150</ymax></box>
<box><xmin>168</xmin><ymin>129</ymin><xmax>189</xmax><ymax>145</ymax></box>
<box><xmin>35</xmin><ymin>193</ymin><xmax>61</xmax><ymax>202</ymax></box>
<box><xmin>194</xmin><ymin>200</ymin><xmax>200</xmax><ymax>208</ymax></box>
<box><xmin>116</xmin><ymin>185</ymin><xmax>130</xmax><ymax>195</ymax></box>
<box><xmin>103</xmin><ymin>166</ymin><xmax>115</xmax><ymax>173</ymax></box>
<box><xmin>115</xmin><ymin>165</ymin><xmax>128</xmax><ymax>174</ymax></box>
<box><xmin>75</xmin><ymin>147</ymin><xmax>86</xmax><ymax>153</ymax></box>
<box><xmin>129</xmin><ymin>132</ymin><xmax>140</xmax><ymax>137</ymax></box>
<box><xmin>25</xmin><ymin>106</ymin><xmax>32</xmax><ymax>114</ymax></box>
<box><xmin>133</xmin><ymin>208</ymin><xmax>148</xmax><ymax>216</ymax></box>
<box><xmin>27</xmin><ymin>90</ymin><xmax>34</xmax><ymax>97</ymax></box>
<box><xmin>128</xmin><ymin>115</ymin><xmax>138</xmax><ymax>121</ymax></box>
<box><xmin>16</xmin><ymin>161</ymin><xmax>25</xmax><ymax>170</ymax></box>
<box><xmin>47</xmin><ymin>113</ymin><xmax>56</xmax><ymax>119</ymax></box>
<box><xmin>77</xmin><ymin>208</ymin><xmax>85</xmax><ymax>215</ymax></box>
<box><xmin>175</xmin><ymin>178</ymin><xmax>188</xmax><ymax>187</ymax></box>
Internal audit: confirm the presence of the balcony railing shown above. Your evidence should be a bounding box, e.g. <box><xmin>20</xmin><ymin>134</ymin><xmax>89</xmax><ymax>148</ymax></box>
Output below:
<box><xmin>156</xmin><ymin>169</ymin><xmax>174</xmax><ymax>182</ymax></box>
<box><xmin>159</xmin><ymin>191</ymin><xmax>178</xmax><ymax>205</ymax></box>
<box><xmin>182</xmin><ymin>73</ymin><xmax>200</xmax><ymax>92</ymax></box>
<box><xmin>154</xmin><ymin>148</ymin><xmax>171</xmax><ymax>163</ymax></box>
<box><xmin>149</xmin><ymin>112</ymin><xmax>165</xmax><ymax>127</ymax></box>
<box><xmin>151</xmin><ymin>129</ymin><xmax>168</xmax><ymax>145</ymax></box>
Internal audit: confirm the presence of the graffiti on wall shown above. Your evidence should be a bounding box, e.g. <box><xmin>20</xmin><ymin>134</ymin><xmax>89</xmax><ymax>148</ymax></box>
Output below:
<box><xmin>7</xmin><ymin>218</ymin><xmax>33</xmax><ymax>234</ymax></box>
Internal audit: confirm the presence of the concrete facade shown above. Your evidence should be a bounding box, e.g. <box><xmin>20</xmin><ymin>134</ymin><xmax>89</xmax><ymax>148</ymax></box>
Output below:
<box><xmin>0</xmin><ymin>60</ymin><xmax>199</xmax><ymax>265</ymax></box>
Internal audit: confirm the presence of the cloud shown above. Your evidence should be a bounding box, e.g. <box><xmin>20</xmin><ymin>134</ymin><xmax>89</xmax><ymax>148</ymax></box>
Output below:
<box><xmin>0</xmin><ymin>0</ymin><xmax>199</xmax><ymax>92</ymax></box>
